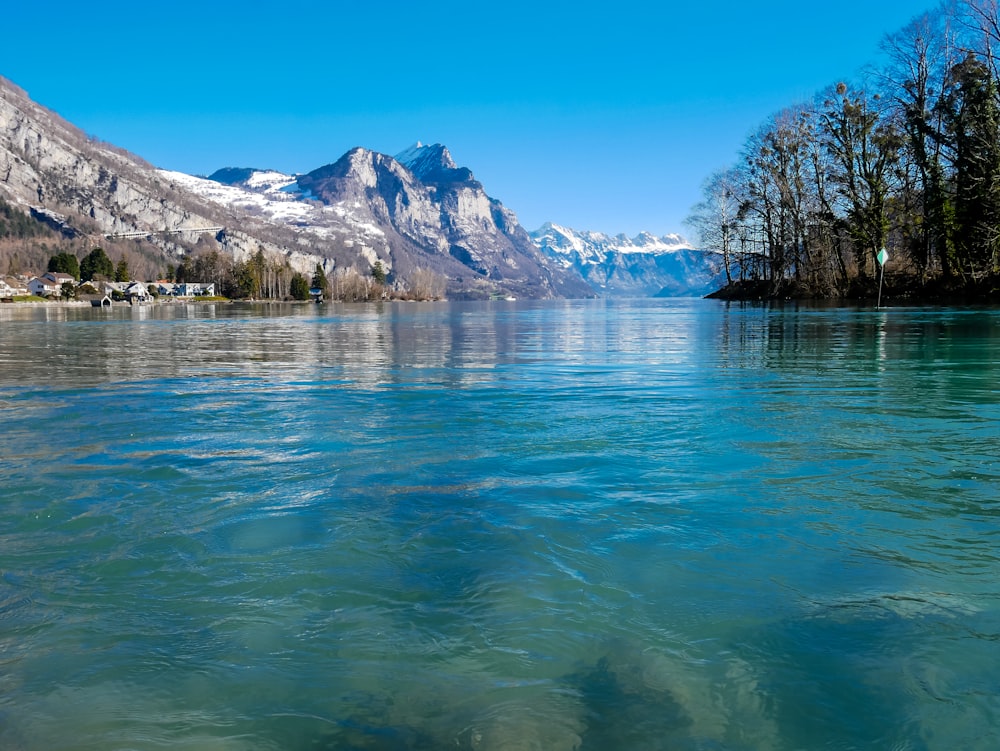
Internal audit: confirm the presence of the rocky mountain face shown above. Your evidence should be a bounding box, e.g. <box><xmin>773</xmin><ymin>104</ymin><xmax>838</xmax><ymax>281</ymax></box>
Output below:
<box><xmin>0</xmin><ymin>75</ymin><xmax>589</xmax><ymax>298</ymax></box>
<box><xmin>2</xmin><ymin>75</ymin><xmax>711</xmax><ymax>299</ymax></box>
<box><xmin>276</xmin><ymin>143</ymin><xmax>592</xmax><ymax>298</ymax></box>
<box><xmin>530</xmin><ymin>223</ymin><xmax>725</xmax><ymax>297</ymax></box>
<box><xmin>0</xmin><ymin>76</ymin><xmax>298</xmax><ymax>280</ymax></box>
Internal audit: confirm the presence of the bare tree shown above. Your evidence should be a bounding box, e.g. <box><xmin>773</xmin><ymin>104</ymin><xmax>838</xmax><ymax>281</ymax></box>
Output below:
<box><xmin>685</xmin><ymin>168</ymin><xmax>744</xmax><ymax>285</ymax></box>
<box><xmin>408</xmin><ymin>267</ymin><xmax>447</xmax><ymax>300</ymax></box>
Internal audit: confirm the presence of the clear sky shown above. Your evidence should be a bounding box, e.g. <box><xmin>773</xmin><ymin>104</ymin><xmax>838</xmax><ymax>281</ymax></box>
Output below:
<box><xmin>3</xmin><ymin>1</ymin><xmax>932</xmax><ymax>237</ymax></box>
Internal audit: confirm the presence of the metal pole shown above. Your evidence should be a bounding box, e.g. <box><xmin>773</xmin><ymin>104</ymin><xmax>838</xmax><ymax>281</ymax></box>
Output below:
<box><xmin>877</xmin><ymin>262</ymin><xmax>885</xmax><ymax>309</ymax></box>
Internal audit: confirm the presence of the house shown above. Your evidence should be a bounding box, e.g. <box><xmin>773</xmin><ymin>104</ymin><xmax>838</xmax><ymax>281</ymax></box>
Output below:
<box><xmin>42</xmin><ymin>271</ymin><xmax>75</xmax><ymax>287</ymax></box>
<box><xmin>176</xmin><ymin>282</ymin><xmax>215</xmax><ymax>297</ymax></box>
<box><xmin>156</xmin><ymin>282</ymin><xmax>178</xmax><ymax>296</ymax></box>
<box><xmin>1</xmin><ymin>276</ymin><xmax>28</xmax><ymax>298</ymax></box>
<box><xmin>95</xmin><ymin>281</ymin><xmax>125</xmax><ymax>296</ymax></box>
<box><xmin>123</xmin><ymin>281</ymin><xmax>152</xmax><ymax>302</ymax></box>
<box><xmin>28</xmin><ymin>276</ymin><xmax>62</xmax><ymax>297</ymax></box>
<box><xmin>27</xmin><ymin>272</ymin><xmax>79</xmax><ymax>298</ymax></box>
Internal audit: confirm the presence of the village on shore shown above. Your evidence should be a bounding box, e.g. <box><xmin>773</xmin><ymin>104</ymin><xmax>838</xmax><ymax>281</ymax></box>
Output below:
<box><xmin>1</xmin><ymin>271</ymin><xmax>215</xmax><ymax>305</ymax></box>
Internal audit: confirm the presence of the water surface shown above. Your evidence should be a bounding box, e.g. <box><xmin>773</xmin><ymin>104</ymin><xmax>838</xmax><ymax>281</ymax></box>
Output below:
<box><xmin>1</xmin><ymin>299</ymin><xmax>998</xmax><ymax>750</ymax></box>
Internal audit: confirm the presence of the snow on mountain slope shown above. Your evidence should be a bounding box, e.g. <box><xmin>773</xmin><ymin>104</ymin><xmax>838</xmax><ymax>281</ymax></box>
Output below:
<box><xmin>530</xmin><ymin>222</ymin><xmax>725</xmax><ymax>297</ymax></box>
<box><xmin>162</xmin><ymin>168</ymin><xmax>386</xmax><ymax>241</ymax></box>
<box><xmin>181</xmin><ymin>152</ymin><xmax>592</xmax><ymax>299</ymax></box>
<box><xmin>533</xmin><ymin>222</ymin><xmax>692</xmax><ymax>259</ymax></box>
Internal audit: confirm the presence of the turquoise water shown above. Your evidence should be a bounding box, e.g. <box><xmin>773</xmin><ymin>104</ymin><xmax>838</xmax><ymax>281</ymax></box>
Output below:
<box><xmin>1</xmin><ymin>299</ymin><xmax>998</xmax><ymax>750</ymax></box>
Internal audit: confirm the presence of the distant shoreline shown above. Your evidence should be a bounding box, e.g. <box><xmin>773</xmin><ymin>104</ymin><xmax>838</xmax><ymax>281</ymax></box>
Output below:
<box><xmin>1</xmin><ymin>298</ymin><xmax>234</xmax><ymax>307</ymax></box>
<box><xmin>707</xmin><ymin>274</ymin><xmax>1000</xmax><ymax>306</ymax></box>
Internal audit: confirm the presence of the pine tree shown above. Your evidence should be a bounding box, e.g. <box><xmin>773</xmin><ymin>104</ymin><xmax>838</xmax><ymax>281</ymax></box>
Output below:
<box><xmin>290</xmin><ymin>272</ymin><xmax>310</xmax><ymax>300</ymax></box>
<box><xmin>311</xmin><ymin>263</ymin><xmax>329</xmax><ymax>295</ymax></box>
<box><xmin>80</xmin><ymin>247</ymin><xmax>114</xmax><ymax>281</ymax></box>
<box><xmin>115</xmin><ymin>257</ymin><xmax>130</xmax><ymax>282</ymax></box>
<box><xmin>47</xmin><ymin>252</ymin><xmax>80</xmax><ymax>280</ymax></box>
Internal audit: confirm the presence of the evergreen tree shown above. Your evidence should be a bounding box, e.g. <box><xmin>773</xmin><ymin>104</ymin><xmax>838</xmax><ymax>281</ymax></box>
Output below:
<box><xmin>944</xmin><ymin>53</ymin><xmax>1000</xmax><ymax>279</ymax></box>
<box><xmin>0</xmin><ymin>197</ymin><xmax>47</xmax><ymax>239</ymax></box>
<box><xmin>227</xmin><ymin>260</ymin><xmax>258</xmax><ymax>299</ymax></box>
<box><xmin>80</xmin><ymin>247</ymin><xmax>114</xmax><ymax>281</ymax></box>
<box><xmin>290</xmin><ymin>272</ymin><xmax>310</xmax><ymax>300</ymax></box>
<box><xmin>115</xmin><ymin>257</ymin><xmax>130</xmax><ymax>282</ymax></box>
<box><xmin>371</xmin><ymin>260</ymin><xmax>387</xmax><ymax>285</ymax></box>
<box><xmin>311</xmin><ymin>263</ymin><xmax>330</xmax><ymax>295</ymax></box>
<box><xmin>47</xmin><ymin>252</ymin><xmax>80</xmax><ymax>280</ymax></box>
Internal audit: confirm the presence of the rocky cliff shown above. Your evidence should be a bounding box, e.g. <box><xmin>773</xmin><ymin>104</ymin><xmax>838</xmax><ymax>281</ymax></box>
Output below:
<box><xmin>1</xmin><ymin>75</ymin><xmax>591</xmax><ymax>298</ymax></box>
<box><xmin>291</xmin><ymin>144</ymin><xmax>592</xmax><ymax>299</ymax></box>
<box><xmin>2</xmin><ymin>75</ymin><xmax>705</xmax><ymax>299</ymax></box>
<box><xmin>0</xmin><ymin>76</ymin><xmax>293</xmax><ymax>280</ymax></box>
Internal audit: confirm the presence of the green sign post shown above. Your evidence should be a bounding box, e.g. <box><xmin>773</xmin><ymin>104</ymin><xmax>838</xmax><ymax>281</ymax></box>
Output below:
<box><xmin>876</xmin><ymin>247</ymin><xmax>889</xmax><ymax>308</ymax></box>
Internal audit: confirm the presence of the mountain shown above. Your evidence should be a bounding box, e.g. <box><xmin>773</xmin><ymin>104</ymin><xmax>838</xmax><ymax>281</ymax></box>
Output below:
<box><xmin>0</xmin><ymin>76</ymin><xmax>307</xmax><ymax>282</ymax></box>
<box><xmin>530</xmin><ymin>222</ymin><xmax>725</xmax><ymax>297</ymax></box>
<box><xmin>187</xmin><ymin>143</ymin><xmax>596</xmax><ymax>299</ymax></box>
<box><xmin>2</xmin><ymin>76</ymin><xmax>706</xmax><ymax>299</ymax></box>
<box><xmin>0</xmin><ymin>78</ymin><xmax>590</xmax><ymax>300</ymax></box>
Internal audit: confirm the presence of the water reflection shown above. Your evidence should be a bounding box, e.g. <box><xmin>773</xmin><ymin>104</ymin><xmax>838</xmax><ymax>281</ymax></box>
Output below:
<box><xmin>3</xmin><ymin>300</ymin><xmax>700</xmax><ymax>390</ymax></box>
<box><xmin>2</xmin><ymin>299</ymin><xmax>1000</xmax><ymax>750</ymax></box>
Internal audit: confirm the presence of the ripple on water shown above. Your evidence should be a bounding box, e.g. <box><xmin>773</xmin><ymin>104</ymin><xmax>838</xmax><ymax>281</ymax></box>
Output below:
<box><xmin>1</xmin><ymin>301</ymin><xmax>999</xmax><ymax>749</ymax></box>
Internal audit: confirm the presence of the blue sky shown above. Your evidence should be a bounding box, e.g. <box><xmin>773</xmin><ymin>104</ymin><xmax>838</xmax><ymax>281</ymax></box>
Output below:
<box><xmin>3</xmin><ymin>1</ymin><xmax>931</xmax><ymax>237</ymax></box>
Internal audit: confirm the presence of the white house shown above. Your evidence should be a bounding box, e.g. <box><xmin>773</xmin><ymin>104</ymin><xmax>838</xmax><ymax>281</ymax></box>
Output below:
<box><xmin>43</xmin><ymin>271</ymin><xmax>75</xmax><ymax>287</ymax></box>
<box><xmin>123</xmin><ymin>281</ymin><xmax>152</xmax><ymax>302</ymax></box>
<box><xmin>28</xmin><ymin>276</ymin><xmax>62</xmax><ymax>297</ymax></box>
<box><xmin>1</xmin><ymin>276</ymin><xmax>26</xmax><ymax>296</ymax></box>
<box><xmin>176</xmin><ymin>282</ymin><xmax>215</xmax><ymax>297</ymax></box>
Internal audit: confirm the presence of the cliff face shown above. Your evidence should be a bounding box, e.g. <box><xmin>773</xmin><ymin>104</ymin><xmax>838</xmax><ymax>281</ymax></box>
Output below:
<box><xmin>294</xmin><ymin>145</ymin><xmax>593</xmax><ymax>299</ymax></box>
<box><xmin>0</xmin><ymin>78</ymin><xmax>592</xmax><ymax>298</ymax></box>
<box><xmin>2</xmin><ymin>78</ymin><xmax>208</xmax><ymax>238</ymax></box>
<box><xmin>0</xmin><ymin>76</ymin><xmax>288</xmax><ymax>279</ymax></box>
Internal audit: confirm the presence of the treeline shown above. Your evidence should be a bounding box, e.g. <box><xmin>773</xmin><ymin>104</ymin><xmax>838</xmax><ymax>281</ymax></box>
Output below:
<box><xmin>30</xmin><ymin>236</ymin><xmax>446</xmax><ymax>302</ymax></box>
<box><xmin>687</xmin><ymin>1</ymin><xmax>1000</xmax><ymax>299</ymax></box>
<box><xmin>175</xmin><ymin>249</ymin><xmax>446</xmax><ymax>302</ymax></box>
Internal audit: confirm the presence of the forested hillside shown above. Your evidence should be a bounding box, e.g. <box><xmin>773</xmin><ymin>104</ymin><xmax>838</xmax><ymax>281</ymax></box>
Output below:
<box><xmin>0</xmin><ymin>197</ymin><xmax>60</xmax><ymax>276</ymax></box>
<box><xmin>687</xmin><ymin>0</ymin><xmax>1000</xmax><ymax>301</ymax></box>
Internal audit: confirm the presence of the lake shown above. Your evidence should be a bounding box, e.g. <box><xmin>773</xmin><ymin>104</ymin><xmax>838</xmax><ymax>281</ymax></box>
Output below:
<box><xmin>1</xmin><ymin>298</ymin><xmax>998</xmax><ymax>750</ymax></box>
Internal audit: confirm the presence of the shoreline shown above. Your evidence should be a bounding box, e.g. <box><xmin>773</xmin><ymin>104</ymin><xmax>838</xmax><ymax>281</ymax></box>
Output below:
<box><xmin>706</xmin><ymin>275</ymin><xmax>1000</xmax><ymax>306</ymax></box>
<box><xmin>1</xmin><ymin>298</ymin><xmax>233</xmax><ymax>307</ymax></box>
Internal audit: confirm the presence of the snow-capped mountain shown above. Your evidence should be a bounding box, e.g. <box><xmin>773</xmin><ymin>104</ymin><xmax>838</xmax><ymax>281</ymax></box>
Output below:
<box><xmin>199</xmin><ymin>143</ymin><xmax>592</xmax><ymax>299</ymax></box>
<box><xmin>530</xmin><ymin>222</ymin><xmax>725</xmax><ymax>297</ymax></box>
<box><xmin>0</xmin><ymin>73</ymin><xmax>588</xmax><ymax>299</ymax></box>
<box><xmin>1</xmin><ymin>73</ymin><xmax>702</xmax><ymax>299</ymax></box>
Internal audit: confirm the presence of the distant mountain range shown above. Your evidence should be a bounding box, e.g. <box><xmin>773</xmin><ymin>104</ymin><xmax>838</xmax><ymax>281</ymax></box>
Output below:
<box><xmin>529</xmin><ymin>223</ymin><xmax>725</xmax><ymax>297</ymax></box>
<box><xmin>1</xmin><ymin>75</ymin><xmax>719</xmax><ymax>298</ymax></box>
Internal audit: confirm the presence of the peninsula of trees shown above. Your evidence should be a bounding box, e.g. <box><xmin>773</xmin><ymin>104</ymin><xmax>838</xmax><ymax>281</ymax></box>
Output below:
<box><xmin>687</xmin><ymin>1</ymin><xmax>1000</xmax><ymax>302</ymax></box>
